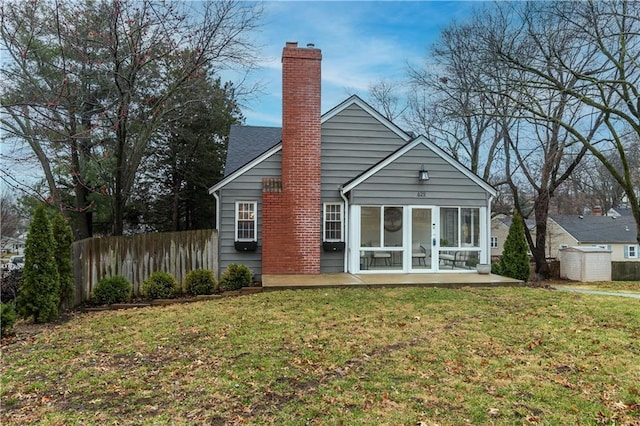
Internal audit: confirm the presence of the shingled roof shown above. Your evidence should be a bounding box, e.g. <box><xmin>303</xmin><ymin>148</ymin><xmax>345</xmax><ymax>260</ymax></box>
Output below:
<box><xmin>224</xmin><ymin>125</ymin><xmax>282</xmax><ymax>177</ymax></box>
<box><xmin>551</xmin><ymin>215</ymin><xmax>638</xmax><ymax>244</ymax></box>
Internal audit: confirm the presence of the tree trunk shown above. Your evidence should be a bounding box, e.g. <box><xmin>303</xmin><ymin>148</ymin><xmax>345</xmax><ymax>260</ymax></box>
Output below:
<box><xmin>532</xmin><ymin>191</ymin><xmax>551</xmax><ymax>280</ymax></box>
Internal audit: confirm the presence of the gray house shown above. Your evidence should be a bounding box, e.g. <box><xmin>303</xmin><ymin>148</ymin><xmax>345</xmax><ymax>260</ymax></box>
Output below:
<box><xmin>209</xmin><ymin>42</ymin><xmax>497</xmax><ymax>280</ymax></box>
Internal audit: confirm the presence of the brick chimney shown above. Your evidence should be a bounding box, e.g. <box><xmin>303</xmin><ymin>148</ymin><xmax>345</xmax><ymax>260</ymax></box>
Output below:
<box><xmin>262</xmin><ymin>42</ymin><xmax>322</xmax><ymax>274</ymax></box>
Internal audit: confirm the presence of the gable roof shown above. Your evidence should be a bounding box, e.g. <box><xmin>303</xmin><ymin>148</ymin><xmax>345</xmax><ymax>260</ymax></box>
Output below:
<box><xmin>212</xmin><ymin>95</ymin><xmax>496</xmax><ymax>197</ymax></box>
<box><xmin>495</xmin><ymin>215</ymin><xmax>536</xmax><ymax>231</ymax></box>
<box><xmin>341</xmin><ymin>135</ymin><xmax>497</xmax><ymax>197</ymax></box>
<box><xmin>211</xmin><ymin>95</ymin><xmax>411</xmax><ymax>193</ymax></box>
<box><xmin>223</xmin><ymin>96</ymin><xmax>410</xmax><ymax>179</ymax></box>
<box><xmin>322</xmin><ymin>95</ymin><xmax>411</xmax><ymax>142</ymax></box>
<box><xmin>209</xmin><ymin>143</ymin><xmax>282</xmax><ymax>194</ymax></box>
<box><xmin>224</xmin><ymin>125</ymin><xmax>282</xmax><ymax>177</ymax></box>
<box><xmin>551</xmin><ymin>215</ymin><xmax>638</xmax><ymax>244</ymax></box>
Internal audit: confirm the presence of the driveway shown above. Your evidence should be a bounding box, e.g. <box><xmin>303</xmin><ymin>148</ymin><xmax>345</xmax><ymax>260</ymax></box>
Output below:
<box><xmin>551</xmin><ymin>285</ymin><xmax>640</xmax><ymax>299</ymax></box>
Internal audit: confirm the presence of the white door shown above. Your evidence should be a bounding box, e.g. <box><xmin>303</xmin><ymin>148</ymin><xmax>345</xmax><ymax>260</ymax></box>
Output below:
<box><xmin>408</xmin><ymin>207</ymin><xmax>436</xmax><ymax>272</ymax></box>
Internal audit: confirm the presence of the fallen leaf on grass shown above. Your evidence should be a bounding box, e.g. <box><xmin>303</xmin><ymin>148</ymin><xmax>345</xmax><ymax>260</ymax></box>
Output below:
<box><xmin>527</xmin><ymin>339</ymin><xmax>543</xmax><ymax>350</ymax></box>
<box><xmin>613</xmin><ymin>401</ymin><xmax>628</xmax><ymax>411</ymax></box>
<box><xmin>553</xmin><ymin>378</ymin><xmax>577</xmax><ymax>389</ymax></box>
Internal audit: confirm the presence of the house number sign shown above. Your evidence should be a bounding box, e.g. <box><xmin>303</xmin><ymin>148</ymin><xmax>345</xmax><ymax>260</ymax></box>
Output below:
<box><xmin>417</xmin><ymin>191</ymin><xmax>427</xmax><ymax>198</ymax></box>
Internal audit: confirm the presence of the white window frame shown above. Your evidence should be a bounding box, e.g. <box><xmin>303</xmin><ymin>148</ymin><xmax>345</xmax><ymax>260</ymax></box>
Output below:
<box><xmin>490</xmin><ymin>236</ymin><xmax>498</xmax><ymax>249</ymax></box>
<box><xmin>235</xmin><ymin>201</ymin><xmax>257</xmax><ymax>242</ymax></box>
<box><xmin>323</xmin><ymin>202</ymin><xmax>344</xmax><ymax>242</ymax></box>
<box><xmin>627</xmin><ymin>245</ymin><xmax>638</xmax><ymax>259</ymax></box>
<box><xmin>440</xmin><ymin>207</ymin><xmax>481</xmax><ymax>248</ymax></box>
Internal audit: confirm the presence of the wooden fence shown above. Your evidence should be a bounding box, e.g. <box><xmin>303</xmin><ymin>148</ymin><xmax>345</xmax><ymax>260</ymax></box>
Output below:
<box><xmin>612</xmin><ymin>261</ymin><xmax>640</xmax><ymax>281</ymax></box>
<box><xmin>72</xmin><ymin>229</ymin><xmax>218</xmax><ymax>305</ymax></box>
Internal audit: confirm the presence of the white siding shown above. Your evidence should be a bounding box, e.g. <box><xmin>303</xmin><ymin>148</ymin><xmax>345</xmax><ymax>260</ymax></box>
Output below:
<box><xmin>559</xmin><ymin>247</ymin><xmax>612</xmax><ymax>282</ymax></box>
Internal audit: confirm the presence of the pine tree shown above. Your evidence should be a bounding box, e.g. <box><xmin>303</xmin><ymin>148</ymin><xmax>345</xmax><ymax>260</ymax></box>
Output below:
<box><xmin>497</xmin><ymin>212</ymin><xmax>531</xmax><ymax>282</ymax></box>
<box><xmin>51</xmin><ymin>213</ymin><xmax>74</xmax><ymax>310</ymax></box>
<box><xmin>17</xmin><ymin>205</ymin><xmax>60</xmax><ymax>322</ymax></box>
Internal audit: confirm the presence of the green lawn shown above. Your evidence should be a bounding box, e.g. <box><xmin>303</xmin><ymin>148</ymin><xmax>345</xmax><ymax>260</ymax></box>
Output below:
<box><xmin>2</xmin><ymin>286</ymin><xmax>639</xmax><ymax>425</ymax></box>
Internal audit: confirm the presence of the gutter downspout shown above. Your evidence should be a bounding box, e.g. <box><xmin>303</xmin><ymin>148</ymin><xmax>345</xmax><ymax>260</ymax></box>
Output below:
<box><xmin>486</xmin><ymin>195</ymin><xmax>494</xmax><ymax>265</ymax></box>
<box><xmin>212</xmin><ymin>191</ymin><xmax>221</xmax><ymax>279</ymax></box>
<box><xmin>340</xmin><ymin>187</ymin><xmax>349</xmax><ymax>273</ymax></box>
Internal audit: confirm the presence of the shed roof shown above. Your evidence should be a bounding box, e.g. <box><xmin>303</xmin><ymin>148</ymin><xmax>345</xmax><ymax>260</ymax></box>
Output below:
<box><xmin>551</xmin><ymin>215</ymin><xmax>637</xmax><ymax>244</ymax></box>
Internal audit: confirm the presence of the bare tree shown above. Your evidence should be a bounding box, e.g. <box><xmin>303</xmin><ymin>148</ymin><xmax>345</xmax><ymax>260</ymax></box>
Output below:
<box><xmin>367</xmin><ymin>79</ymin><xmax>407</xmax><ymax>123</ymax></box>
<box><xmin>560</xmin><ymin>149</ymin><xmax>630</xmax><ymax>215</ymax></box>
<box><xmin>1</xmin><ymin>190</ymin><xmax>22</xmax><ymax>241</ymax></box>
<box><xmin>416</xmin><ymin>3</ymin><xmax>613</xmax><ymax>278</ymax></box>
<box><xmin>1</xmin><ymin>0</ymin><xmax>262</xmax><ymax>236</ymax></box>
<box><xmin>486</xmin><ymin>0</ymin><xmax>640</xmax><ymax>244</ymax></box>
<box><xmin>407</xmin><ymin>12</ymin><xmax>508</xmax><ymax>181</ymax></box>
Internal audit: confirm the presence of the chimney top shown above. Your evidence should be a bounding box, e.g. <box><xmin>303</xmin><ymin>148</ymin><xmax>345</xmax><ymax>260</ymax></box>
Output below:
<box><xmin>284</xmin><ymin>41</ymin><xmax>318</xmax><ymax>49</ymax></box>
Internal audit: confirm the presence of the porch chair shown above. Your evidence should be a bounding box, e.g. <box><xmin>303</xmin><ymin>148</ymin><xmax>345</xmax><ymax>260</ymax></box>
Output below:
<box><xmin>412</xmin><ymin>243</ymin><xmax>427</xmax><ymax>266</ymax></box>
<box><xmin>372</xmin><ymin>251</ymin><xmax>392</xmax><ymax>266</ymax></box>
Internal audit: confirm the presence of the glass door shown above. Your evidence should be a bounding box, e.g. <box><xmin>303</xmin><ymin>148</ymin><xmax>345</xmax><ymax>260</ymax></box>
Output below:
<box><xmin>358</xmin><ymin>206</ymin><xmax>404</xmax><ymax>272</ymax></box>
<box><xmin>410</xmin><ymin>207</ymin><xmax>433</xmax><ymax>272</ymax></box>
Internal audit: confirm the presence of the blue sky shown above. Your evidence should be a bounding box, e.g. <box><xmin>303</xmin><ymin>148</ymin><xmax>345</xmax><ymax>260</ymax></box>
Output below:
<box><xmin>226</xmin><ymin>1</ymin><xmax>479</xmax><ymax>127</ymax></box>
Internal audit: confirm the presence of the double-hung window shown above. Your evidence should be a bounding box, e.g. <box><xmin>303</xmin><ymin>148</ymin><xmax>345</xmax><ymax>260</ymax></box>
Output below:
<box><xmin>626</xmin><ymin>245</ymin><xmax>638</xmax><ymax>259</ymax></box>
<box><xmin>235</xmin><ymin>201</ymin><xmax>257</xmax><ymax>241</ymax></box>
<box><xmin>323</xmin><ymin>203</ymin><xmax>343</xmax><ymax>241</ymax></box>
<box><xmin>490</xmin><ymin>236</ymin><xmax>498</xmax><ymax>249</ymax></box>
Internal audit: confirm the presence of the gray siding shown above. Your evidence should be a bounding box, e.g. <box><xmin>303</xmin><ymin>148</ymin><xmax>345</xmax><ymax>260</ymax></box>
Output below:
<box><xmin>320</xmin><ymin>103</ymin><xmax>408</xmax><ymax>200</ymax></box>
<box><xmin>320</xmin><ymin>103</ymin><xmax>408</xmax><ymax>273</ymax></box>
<box><xmin>219</xmin><ymin>151</ymin><xmax>282</xmax><ymax>280</ymax></box>
<box><xmin>351</xmin><ymin>144</ymin><xmax>489</xmax><ymax>206</ymax></box>
<box><xmin>216</xmin><ymin>101</ymin><xmax>491</xmax><ymax>277</ymax></box>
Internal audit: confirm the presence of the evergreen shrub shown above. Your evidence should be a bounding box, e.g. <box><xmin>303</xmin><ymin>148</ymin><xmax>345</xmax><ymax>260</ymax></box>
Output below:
<box><xmin>0</xmin><ymin>269</ymin><xmax>22</xmax><ymax>302</ymax></box>
<box><xmin>219</xmin><ymin>264</ymin><xmax>253</xmax><ymax>291</ymax></box>
<box><xmin>17</xmin><ymin>205</ymin><xmax>60</xmax><ymax>323</ymax></box>
<box><xmin>184</xmin><ymin>269</ymin><xmax>217</xmax><ymax>296</ymax></box>
<box><xmin>93</xmin><ymin>276</ymin><xmax>132</xmax><ymax>305</ymax></box>
<box><xmin>51</xmin><ymin>213</ymin><xmax>74</xmax><ymax>310</ymax></box>
<box><xmin>496</xmin><ymin>211</ymin><xmax>530</xmax><ymax>282</ymax></box>
<box><xmin>142</xmin><ymin>271</ymin><xmax>177</xmax><ymax>299</ymax></box>
<box><xmin>1</xmin><ymin>303</ymin><xmax>17</xmax><ymax>337</ymax></box>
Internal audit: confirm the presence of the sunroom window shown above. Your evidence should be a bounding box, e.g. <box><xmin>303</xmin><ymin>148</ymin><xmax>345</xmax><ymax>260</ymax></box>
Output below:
<box><xmin>440</xmin><ymin>207</ymin><xmax>480</xmax><ymax>248</ymax></box>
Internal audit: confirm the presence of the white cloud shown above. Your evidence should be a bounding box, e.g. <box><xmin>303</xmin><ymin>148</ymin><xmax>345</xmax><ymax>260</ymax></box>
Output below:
<box><xmin>229</xmin><ymin>1</ymin><xmax>479</xmax><ymax>126</ymax></box>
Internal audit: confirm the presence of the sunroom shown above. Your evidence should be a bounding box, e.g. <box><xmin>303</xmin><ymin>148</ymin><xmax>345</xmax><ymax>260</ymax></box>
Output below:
<box><xmin>338</xmin><ymin>137</ymin><xmax>496</xmax><ymax>274</ymax></box>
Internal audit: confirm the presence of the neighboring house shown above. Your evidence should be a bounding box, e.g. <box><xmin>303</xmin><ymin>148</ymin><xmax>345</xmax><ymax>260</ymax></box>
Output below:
<box><xmin>0</xmin><ymin>234</ymin><xmax>26</xmax><ymax>255</ymax></box>
<box><xmin>548</xmin><ymin>215</ymin><xmax>639</xmax><ymax>261</ymax></box>
<box><xmin>209</xmin><ymin>42</ymin><xmax>497</xmax><ymax>280</ymax></box>
<box><xmin>490</xmin><ymin>214</ymin><xmax>536</xmax><ymax>259</ymax></box>
<box><xmin>607</xmin><ymin>207</ymin><xmax>635</xmax><ymax>218</ymax></box>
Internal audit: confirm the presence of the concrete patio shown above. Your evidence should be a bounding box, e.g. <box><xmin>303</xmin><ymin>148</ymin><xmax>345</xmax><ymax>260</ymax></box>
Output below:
<box><xmin>262</xmin><ymin>272</ymin><xmax>523</xmax><ymax>290</ymax></box>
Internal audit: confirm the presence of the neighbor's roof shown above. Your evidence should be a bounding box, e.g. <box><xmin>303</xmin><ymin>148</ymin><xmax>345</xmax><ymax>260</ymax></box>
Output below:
<box><xmin>551</xmin><ymin>215</ymin><xmax>638</xmax><ymax>244</ymax></box>
<box><xmin>609</xmin><ymin>207</ymin><xmax>635</xmax><ymax>217</ymax></box>
<box><xmin>224</xmin><ymin>125</ymin><xmax>282</xmax><ymax>177</ymax></box>
<box><xmin>495</xmin><ymin>215</ymin><xmax>536</xmax><ymax>231</ymax></box>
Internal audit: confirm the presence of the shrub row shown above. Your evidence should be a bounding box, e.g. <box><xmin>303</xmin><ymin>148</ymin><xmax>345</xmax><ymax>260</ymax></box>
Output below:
<box><xmin>91</xmin><ymin>264</ymin><xmax>253</xmax><ymax>304</ymax></box>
